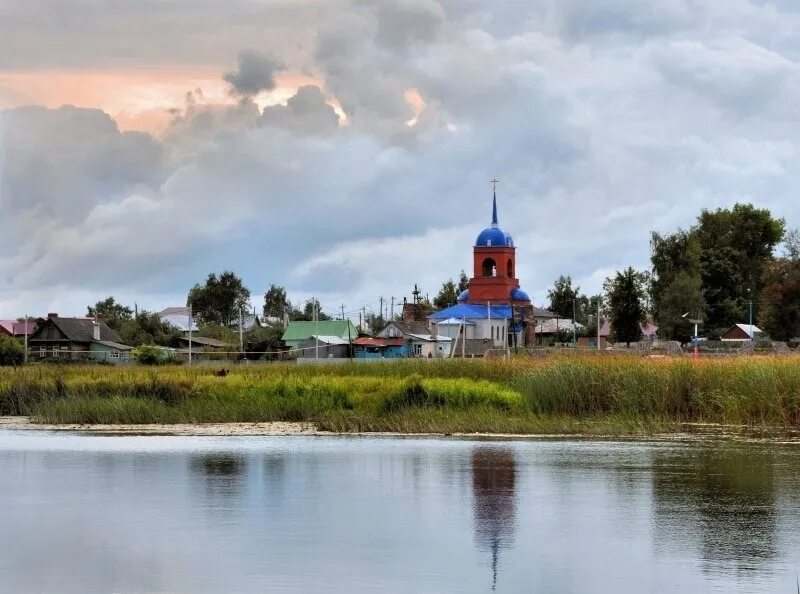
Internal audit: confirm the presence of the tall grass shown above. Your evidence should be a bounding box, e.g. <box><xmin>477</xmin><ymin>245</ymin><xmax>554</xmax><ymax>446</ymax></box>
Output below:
<box><xmin>2</xmin><ymin>355</ymin><xmax>800</xmax><ymax>432</ymax></box>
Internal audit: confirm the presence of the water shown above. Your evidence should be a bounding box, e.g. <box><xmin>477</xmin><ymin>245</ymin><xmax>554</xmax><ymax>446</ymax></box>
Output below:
<box><xmin>1</xmin><ymin>431</ymin><xmax>799</xmax><ymax>593</ymax></box>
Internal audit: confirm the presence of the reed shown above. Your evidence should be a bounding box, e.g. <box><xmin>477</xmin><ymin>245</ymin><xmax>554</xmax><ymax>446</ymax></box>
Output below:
<box><xmin>2</xmin><ymin>355</ymin><xmax>799</xmax><ymax>433</ymax></box>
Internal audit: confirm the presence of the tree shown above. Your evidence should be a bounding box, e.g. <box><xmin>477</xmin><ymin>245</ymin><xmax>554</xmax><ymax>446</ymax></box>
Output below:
<box><xmin>87</xmin><ymin>297</ymin><xmax>133</xmax><ymax>330</ymax></box>
<box><xmin>457</xmin><ymin>270</ymin><xmax>470</xmax><ymax>294</ymax></box>
<box><xmin>291</xmin><ymin>298</ymin><xmax>331</xmax><ymax>321</ymax></box>
<box><xmin>117</xmin><ymin>311</ymin><xmax>182</xmax><ymax>347</ymax></box>
<box><xmin>604</xmin><ymin>267</ymin><xmax>648</xmax><ymax>346</ymax></box>
<box><xmin>650</xmin><ymin>204</ymin><xmax>784</xmax><ymax>334</ymax></box>
<box><xmin>654</xmin><ymin>272</ymin><xmax>707</xmax><ymax>342</ymax></box>
<box><xmin>363</xmin><ymin>311</ymin><xmax>386</xmax><ymax>335</ymax></box>
<box><xmin>245</xmin><ymin>323</ymin><xmax>285</xmax><ymax>360</ymax></box>
<box><xmin>433</xmin><ymin>279</ymin><xmax>459</xmax><ymax>309</ymax></box>
<box><xmin>263</xmin><ymin>284</ymin><xmax>289</xmax><ymax>318</ymax></box>
<box><xmin>187</xmin><ymin>271</ymin><xmax>251</xmax><ymax>326</ymax></box>
<box><xmin>783</xmin><ymin>228</ymin><xmax>800</xmax><ymax>262</ymax></box>
<box><xmin>547</xmin><ymin>276</ymin><xmax>580</xmax><ymax>319</ymax></box>
<box><xmin>695</xmin><ymin>204</ymin><xmax>784</xmax><ymax>330</ymax></box>
<box><xmin>0</xmin><ymin>334</ymin><xmax>25</xmax><ymax>366</ymax></box>
<box><xmin>759</xmin><ymin>258</ymin><xmax>800</xmax><ymax>342</ymax></box>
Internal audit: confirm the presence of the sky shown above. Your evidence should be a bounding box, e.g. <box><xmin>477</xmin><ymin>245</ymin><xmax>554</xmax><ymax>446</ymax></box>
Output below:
<box><xmin>2</xmin><ymin>0</ymin><xmax>800</xmax><ymax>319</ymax></box>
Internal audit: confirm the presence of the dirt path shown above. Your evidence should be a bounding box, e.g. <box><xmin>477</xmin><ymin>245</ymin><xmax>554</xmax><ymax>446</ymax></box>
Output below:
<box><xmin>0</xmin><ymin>416</ymin><xmax>320</xmax><ymax>436</ymax></box>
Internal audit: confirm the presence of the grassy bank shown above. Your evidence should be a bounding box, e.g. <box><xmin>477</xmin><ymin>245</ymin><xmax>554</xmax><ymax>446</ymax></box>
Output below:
<box><xmin>1</xmin><ymin>355</ymin><xmax>799</xmax><ymax>434</ymax></box>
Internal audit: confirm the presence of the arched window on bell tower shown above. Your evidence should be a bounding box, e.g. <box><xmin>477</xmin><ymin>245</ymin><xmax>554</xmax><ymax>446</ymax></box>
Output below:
<box><xmin>482</xmin><ymin>257</ymin><xmax>497</xmax><ymax>277</ymax></box>
<box><xmin>507</xmin><ymin>259</ymin><xmax>514</xmax><ymax>278</ymax></box>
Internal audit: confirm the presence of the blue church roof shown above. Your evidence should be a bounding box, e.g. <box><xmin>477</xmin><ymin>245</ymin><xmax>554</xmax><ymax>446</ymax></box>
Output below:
<box><xmin>429</xmin><ymin>303</ymin><xmax>513</xmax><ymax>321</ymax></box>
<box><xmin>510</xmin><ymin>287</ymin><xmax>530</xmax><ymax>301</ymax></box>
<box><xmin>475</xmin><ymin>191</ymin><xmax>513</xmax><ymax>247</ymax></box>
<box><xmin>456</xmin><ymin>288</ymin><xmax>531</xmax><ymax>303</ymax></box>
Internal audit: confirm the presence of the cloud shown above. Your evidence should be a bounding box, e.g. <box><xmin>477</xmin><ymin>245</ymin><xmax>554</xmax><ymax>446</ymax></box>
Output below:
<box><xmin>223</xmin><ymin>50</ymin><xmax>284</xmax><ymax>97</ymax></box>
<box><xmin>260</xmin><ymin>85</ymin><xmax>340</xmax><ymax>133</ymax></box>
<box><xmin>2</xmin><ymin>0</ymin><xmax>800</xmax><ymax>316</ymax></box>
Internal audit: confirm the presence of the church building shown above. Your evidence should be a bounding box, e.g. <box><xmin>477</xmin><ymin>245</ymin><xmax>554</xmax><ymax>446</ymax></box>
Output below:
<box><xmin>429</xmin><ymin>189</ymin><xmax>533</xmax><ymax>351</ymax></box>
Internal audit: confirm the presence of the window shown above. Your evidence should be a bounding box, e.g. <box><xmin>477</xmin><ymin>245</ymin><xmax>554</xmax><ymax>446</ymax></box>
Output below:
<box><xmin>491</xmin><ymin>327</ymin><xmax>494</xmax><ymax>340</ymax></box>
<box><xmin>482</xmin><ymin>257</ymin><xmax>497</xmax><ymax>277</ymax></box>
<box><xmin>39</xmin><ymin>347</ymin><xmax>46</xmax><ymax>357</ymax></box>
<box><xmin>110</xmin><ymin>350</ymin><xmax>120</xmax><ymax>359</ymax></box>
<box><xmin>412</xmin><ymin>344</ymin><xmax>422</xmax><ymax>356</ymax></box>
<box><xmin>507</xmin><ymin>259</ymin><xmax>513</xmax><ymax>277</ymax></box>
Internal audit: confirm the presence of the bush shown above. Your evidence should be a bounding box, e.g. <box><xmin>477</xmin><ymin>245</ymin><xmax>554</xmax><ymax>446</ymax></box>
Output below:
<box><xmin>0</xmin><ymin>335</ymin><xmax>25</xmax><ymax>366</ymax></box>
<box><xmin>133</xmin><ymin>345</ymin><xmax>179</xmax><ymax>365</ymax></box>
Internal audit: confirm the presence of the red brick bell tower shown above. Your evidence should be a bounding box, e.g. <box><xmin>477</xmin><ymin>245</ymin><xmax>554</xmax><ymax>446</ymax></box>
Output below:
<box><xmin>462</xmin><ymin>188</ymin><xmax>531</xmax><ymax>306</ymax></box>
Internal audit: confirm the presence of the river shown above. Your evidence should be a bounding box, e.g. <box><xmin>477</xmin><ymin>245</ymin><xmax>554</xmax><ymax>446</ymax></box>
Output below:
<box><xmin>1</xmin><ymin>431</ymin><xmax>798</xmax><ymax>593</ymax></box>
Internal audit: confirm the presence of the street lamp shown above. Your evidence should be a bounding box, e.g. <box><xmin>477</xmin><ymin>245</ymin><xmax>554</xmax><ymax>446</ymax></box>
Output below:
<box><xmin>682</xmin><ymin>312</ymin><xmax>703</xmax><ymax>358</ymax></box>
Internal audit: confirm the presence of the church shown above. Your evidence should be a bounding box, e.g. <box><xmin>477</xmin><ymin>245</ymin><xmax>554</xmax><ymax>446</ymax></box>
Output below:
<box><xmin>429</xmin><ymin>188</ymin><xmax>534</xmax><ymax>352</ymax></box>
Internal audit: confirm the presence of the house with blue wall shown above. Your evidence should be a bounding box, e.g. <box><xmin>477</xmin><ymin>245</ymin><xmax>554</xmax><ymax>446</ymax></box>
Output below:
<box><xmin>352</xmin><ymin>337</ymin><xmax>410</xmax><ymax>359</ymax></box>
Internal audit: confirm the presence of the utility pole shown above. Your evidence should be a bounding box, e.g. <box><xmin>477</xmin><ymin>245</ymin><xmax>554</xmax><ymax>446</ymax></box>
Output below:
<box><xmin>188</xmin><ymin>304</ymin><xmax>193</xmax><ymax>366</ymax></box>
<box><xmin>314</xmin><ymin>297</ymin><xmax>319</xmax><ymax>360</ymax></box>
<box><xmin>572</xmin><ymin>299</ymin><xmax>577</xmax><ymax>348</ymax></box>
<box><xmin>239</xmin><ymin>307</ymin><xmax>244</xmax><ymax>359</ymax></box>
<box><xmin>749</xmin><ymin>299</ymin><xmax>754</xmax><ymax>343</ymax></box>
<box><xmin>379</xmin><ymin>296</ymin><xmax>385</xmax><ymax>325</ymax></box>
<box><xmin>596</xmin><ymin>298</ymin><xmax>601</xmax><ymax>352</ymax></box>
<box><xmin>390</xmin><ymin>297</ymin><xmax>395</xmax><ymax>321</ymax></box>
<box><xmin>24</xmin><ymin>313</ymin><xmax>28</xmax><ymax>364</ymax></box>
<box><xmin>343</xmin><ymin>303</ymin><xmax>353</xmax><ymax>361</ymax></box>
<box><xmin>461</xmin><ymin>315</ymin><xmax>466</xmax><ymax>358</ymax></box>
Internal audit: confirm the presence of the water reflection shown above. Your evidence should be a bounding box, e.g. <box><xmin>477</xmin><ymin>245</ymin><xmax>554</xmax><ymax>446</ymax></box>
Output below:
<box><xmin>651</xmin><ymin>446</ymin><xmax>777</xmax><ymax>574</ymax></box>
<box><xmin>471</xmin><ymin>447</ymin><xmax>517</xmax><ymax>590</ymax></box>
<box><xmin>189</xmin><ymin>453</ymin><xmax>246</xmax><ymax>500</ymax></box>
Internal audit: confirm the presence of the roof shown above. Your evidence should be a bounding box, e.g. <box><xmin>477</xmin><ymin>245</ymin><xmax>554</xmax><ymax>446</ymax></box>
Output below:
<box><xmin>299</xmin><ymin>335</ymin><xmax>349</xmax><ymax>346</ymax></box>
<box><xmin>407</xmin><ymin>333</ymin><xmax>452</xmax><ymax>342</ymax></box>
<box><xmin>352</xmin><ymin>337</ymin><xmax>408</xmax><ymax>347</ymax></box>
<box><xmin>729</xmin><ymin>323</ymin><xmax>763</xmax><ymax>338</ymax></box>
<box><xmin>528</xmin><ymin>306</ymin><xmax>557</xmax><ymax>319</ymax></box>
<box><xmin>429</xmin><ymin>303</ymin><xmax>513</xmax><ymax>321</ymax></box>
<box><xmin>282</xmin><ymin>320</ymin><xmax>358</xmax><ymax>342</ymax></box>
<box><xmin>176</xmin><ymin>336</ymin><xmax>230</xmax><ymax>348</ymax></box>
<box><xmin>32</xmin><ymin>317</ymin><xmax>122</xmax><ymax>344</ymax></box>
<box><xmin>158</xmin><ymin>308</ymin><xmax>199</xmax><ymax>332</ymax></box>
<box><xmin>94</xmin><ymin>340</ymin><xmax>134</xmax><ymax>351</ymax></box>
<box><xmin>377</xmin><ymin>321</ymin><xmax>430</xmax><ymax>337</ymax></box>
<box><xmin>435</xmin><ymin>317</ymin><xmax>476</xmax><ymax>326</ymax></box>
<box><xmin>0</xmin><ymin>320</ymin><xmax>37</xmax><ymax>336</ymax></box>
<box><xmin>457</xmin><ymin>288</ymin><xmax>532</xmax><ymax>303</ymax></box>
<box><xmin>599</xmin><ymin>321</ymin><xmax>659</xmax><ymax>338</ymax></box>
<box><xmin>535</xmin><ymin>318</ymin><xmax>586</xmax><ymax>334</ymax></box>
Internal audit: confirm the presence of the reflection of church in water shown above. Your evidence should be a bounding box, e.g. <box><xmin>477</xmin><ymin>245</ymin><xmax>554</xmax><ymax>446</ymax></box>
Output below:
<box><xmin>471</xmin><ymin>447</ymin><xmax>517</xmax><ymax>590</ymax></box>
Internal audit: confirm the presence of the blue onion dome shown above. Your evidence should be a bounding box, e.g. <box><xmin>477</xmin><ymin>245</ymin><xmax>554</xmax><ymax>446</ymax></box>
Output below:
<box><xmin>475</xmin><ymin>227</ymin><xmax>513</xmax><ymax>247</ymax></box>
<box><xmin>457</xmin><ymin>289</ymin><xmax>469</xmax><ymax>302</ymax></box>
<box><xmin>475</xmin><ymin>190</ymin><xmax>513</xmax><ymax>247</ymax></box>
<box><xmin>510</xmin><ymin>287</ymin><xmax>530</xmax><ymax>301</ymax></box>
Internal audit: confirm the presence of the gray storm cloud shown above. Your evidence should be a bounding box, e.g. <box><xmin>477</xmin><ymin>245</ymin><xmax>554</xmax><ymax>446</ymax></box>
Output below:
<box><xmin>223</xmin><ymin>50</ymin><xmax>284</xmax><ymax>97</ymax></box>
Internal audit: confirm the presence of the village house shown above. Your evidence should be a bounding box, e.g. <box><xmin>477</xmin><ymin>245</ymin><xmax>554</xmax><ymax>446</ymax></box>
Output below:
<box><xmin>376</xmin><ymin>321</ymin><xmax>452</xmax><ymax>357</ymax></box>
<box><xmin>599</xmin><ymin>320</ymin><xmax>659</xmax><ymax>344</ymax></box>
<box><xmin>353</xmin><ymin>337</ymin><xmax>409</xmax><ymax>359</ymax></box>
<box><xmin>282</xmin><ymin>320</ymin><xmax>358</xmax><ymax>350</ymax></box>
<box><xmin>297</xmin><ymin>335</ymin><xmax>350</xmax><ymax>359</ymax></box>
<box><xmin>28</xmin><ymin>314</ymin><xmax>133</xmax><ymax>363</ymax></box>
<box><xmin>158</xmin><ymin>307</ymin><xmax>198</xmax><ymax>335</ymax></box>
<box><xmin>721</xmin><ymin>324</ymin><xmax>764</xmax><ymax>341</ymax></box>
<box><xmin>0</xmin><ymin>319</ymin><xmax>37</xmax><ymax>339</ymax></box>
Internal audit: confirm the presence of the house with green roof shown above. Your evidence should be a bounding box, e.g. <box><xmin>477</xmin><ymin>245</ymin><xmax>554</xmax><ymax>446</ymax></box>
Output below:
<box><xmin>282</xmin><ymin>320</ymin><xmax>358</xmax><ymax>350</ymax></box>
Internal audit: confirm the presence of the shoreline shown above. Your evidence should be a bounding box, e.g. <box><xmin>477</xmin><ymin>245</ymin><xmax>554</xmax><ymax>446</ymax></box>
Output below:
<box><xmin>3</xmin><ymin>417</ymin><xmax>799</xmax><ymax>443</ymax></box>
